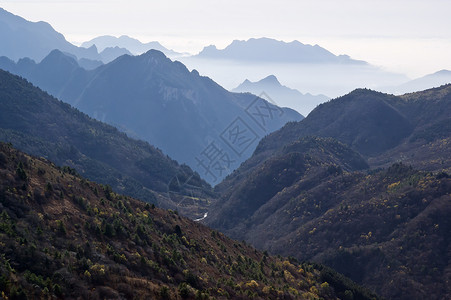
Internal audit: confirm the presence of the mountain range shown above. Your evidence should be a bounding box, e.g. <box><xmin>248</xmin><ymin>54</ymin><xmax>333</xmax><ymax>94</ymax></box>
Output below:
<box><xmin>233</xmin><ymin>75</ymin><xmax>330</xmax><ymax>116</ymax></box>
<box><xmin>2</xmin><ymin>61</ymin><xmax>450</xmax><ymax>299</ymax></box>
<box><xmin>0</xmin><ymin>142</ymin><xmax>381</xmax><ymax>299</ymax></box>
<box><xmin>180</xmin><ymin>38</ymin><xmax>410</xmax><ymax>98</ymax></box>
<box><xmin>0</xmin><ymin>69</ymin><xmax>215</xmax><ymax>219</ymax></box>
<box><xmin>0</xmin><ymin>50</ymin><xmax>302</xmax><ymax>183</ymax></box>
<box><xmin>206</xmin><ymin>85</ymin><xmax>451</xmax><ymax>299</ymax></box>
<box><xmin>195</xmin><ymin>38</ymin><xmax>367</xmax><ymax>64</ymax></box>
<box><xmin>1</xmin><ymin>7</ymin><xmax>451</xmax><ymax>299</ymax></box>
<box><xmin>0</xmin><ymin>8</ymin><xmax>174</xmax><ymax>65</ymax></box>
<box><xmin>2</xmin><ymin>7</ymin><xmax>450</xmax><ymax>99</ymax></box>
<box><xmin>81</xmin><ymin>35</ymin><xmax>182</xmax><ymax>57</ymax></box>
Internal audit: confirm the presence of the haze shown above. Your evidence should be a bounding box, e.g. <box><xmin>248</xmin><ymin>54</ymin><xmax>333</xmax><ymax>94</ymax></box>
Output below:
<box><xmin>1</xmin><ymin>0</ymin><xmax>450</xmax><ymax>78</ymax></box>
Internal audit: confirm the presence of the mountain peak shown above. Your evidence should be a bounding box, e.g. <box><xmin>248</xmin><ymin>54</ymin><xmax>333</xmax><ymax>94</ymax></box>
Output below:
<box><xmin>140</xmin><ymin>49</ymin><xmax>168</xmax><ymax>60</ymax></box>
<box><xmin>259</xmin><ymin>75</ymin><xmax>281</xmax><ymax>85</ymax></box>
<box><xmin>40</xmin><ymin>49</ymin><xmax>79</xmax><ymax>66</ymax></box>
<box><xmin>198</xmin><ymin>45</ymin><xmax>218</xmax><ymax>55</ymax></box>
<box><xmin>434</xmin><ymin>69</ymin><xmax>451</xmax><ymax>76</ymax></box>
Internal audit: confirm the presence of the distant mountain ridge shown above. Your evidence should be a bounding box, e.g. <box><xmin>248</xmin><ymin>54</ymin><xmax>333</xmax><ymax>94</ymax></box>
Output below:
<box><xmin>384</xmin><ymin>69</ymin><xmax>451</xmax><ymax>95</ymax></box>
<box><xmin>0</xmin><ymin>7</ymin><xmax>99</xmax><ymax>62</ymax></box>
<box><xmin>0</xmin><ymin>50</ymin><xmax>89</xmax><ymax>101</ymax></box>
<box><xmin>0</xmin><ymin>8</ymin><xmax>174</xmax><ymax>64</ymax></box>
<box><xmin>81</xmin><ymin>35</ymin><xmax>182</xmax><ymax>57</ymax></box>
<box><xmin>195</xmin><ymin>38</ymin><xmax>367</xmax><ymax>64</ymax></box>
<box><xmin>180</xmin><ymin>37</ymin><xmax>408</xmax><ymax>99</ymax></box>
<box><xmin>99</xmin><ymin>46</ymin><xmax>132</xmax><ymax>63</ymax></box>
<box><xmin>0</xmin><ymin>49</ymin><xmax>303</xmax><ymax>183</ymax></box>
<box><xmin>1</xmin><ymin>8</ymin><xmax>413</xmax><ymax>99</ymax></box>
<box><xmin>233</xmin><ymin>75</ymin><xmax>330</xmax><ymax>116</ymax></box>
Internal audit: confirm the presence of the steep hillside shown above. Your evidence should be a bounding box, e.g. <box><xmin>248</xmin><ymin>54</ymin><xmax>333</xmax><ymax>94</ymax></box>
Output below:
<box><xmin>208</xmin><ymin>149</ymin><xmax>450</xmax><ymax>299</ymax></box>
<box><xmin>255</xmin><ymin>89</ymin><xmax>413</xmax><ymax>157</ymax></box>
<box><xmin>0</xmin><ymin>69</ymin><xmax>212</xmax><ymax>218</ymax></box>
<box><xmin>246</xmin><ymin>164</ymin><xmax>450</xmax><ymax>300</ymax></box>
<box><xmin>0</xmin><ymin>143</ymin><xmax>380</xmax><ymax>299</ymax></box>
<box><xmin>0</xmin><ymin>50</ymin><xmax>302</xmax><ymax>183</ymax></box>
<box><xmin>209</xmin><ymin>136</ymin><xmax>368</xmax><ymax>233</ymax></box>
<box><xmin>368</xmin><ymin>85</ymin><xmax>451</xmax><ymax>172</ymax></box>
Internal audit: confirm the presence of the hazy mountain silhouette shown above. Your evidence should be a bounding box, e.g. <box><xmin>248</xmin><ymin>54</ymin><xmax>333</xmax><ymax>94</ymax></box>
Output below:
<box><xmin>385</xmin><ymin>69</ymin><xmax>451</xmax><ymax>95</ymax></box>
<box><xmin>180</xmin><ymin>38</ymin><xmax>408</xmax><ymax>99</ymax></box>
<box><xmin>0</xmin><ymin>50</ymin><xmax>90</xmax><ymax>101</ymax></box>
<box><xmin>233</xmin><ymin>75</ymin><xmax>330</xmax><ymax>116</ymax></box>
<box><xmin>82</xmin><ymin>35</ymin><xmax>182</xmax><ymax>57</ymax></box>
<box><xmin>99</xmin><ymin>46</ymin><xmax>132</xmax><ymax>63</ymax></box>
<box><xmin>0</xmin><ymin>50</ymin><xmax>302</xmax><ymax>183</ymax></box>
<box><xmin>0</xmin><ymin>7</ymin><xmax>100</xmax><ymax>62</ymax></box>
<box><xmin>77</xmin><ymin>57</ymin><xmax>103</xmax><ymax>70</ymax></box>
<box><xmin>195</xmin><ymin>38</ymin><xmax>367</xmax><ymax>64</ymax></box>
<box><xmin>0</xmin><ymin>8</ymin><xmax>145</xmax><ymax>64</ymax></box>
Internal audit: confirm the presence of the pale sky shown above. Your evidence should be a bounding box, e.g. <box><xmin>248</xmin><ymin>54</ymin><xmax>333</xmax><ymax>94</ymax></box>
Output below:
<box><xmin>1</xmin><ymin>0</ymin><xmax>451</xmax><ymax>78</ymax></box>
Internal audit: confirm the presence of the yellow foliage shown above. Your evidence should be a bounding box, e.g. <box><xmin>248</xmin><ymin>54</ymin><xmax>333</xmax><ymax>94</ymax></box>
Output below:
<box><xmin>284</xmin><ymin>270</ymin><xmax>295</xmax><ymax>282</ymax></box>
<box><xmin>245</xmin><ymin>280</ymin><xmax>259</xmax><ymax>288</ymax></box>
<box><xmin>90</xmin><ymin>263</ymin><xmax>106</xmax><ymax>275</ymax></box>
<box><xmin>320</xmin><ymin>282</ymin><xmax>330</xmax><ymax>291</ymax></box>
<box><xmin>309</xmin><ymin>285</ymin><xmax>319</xmax><ymax>295</ymax></box>
<box><xmin>282</xmin><ymin>260</ymin><xmax>294</xmax><ymax>269</ymax></box>
<box><xmin>288</xmin><ymin>286</ymin><xmax>299</xmax><ymax>295</ymax></box>
<box><xmin>388</xmin><ymin>181</ymin><xmax>401</xmax><ymax>190</ymax></box>
<box><xmin>262</xmin><ymin>285</ymin><xmax>273</xmax><ymax>294</ymax></box>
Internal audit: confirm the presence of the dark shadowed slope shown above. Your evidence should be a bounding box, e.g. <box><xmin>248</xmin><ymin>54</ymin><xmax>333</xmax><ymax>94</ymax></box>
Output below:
<box><xmin>254</xmin><ymin>85</ymin><xmax>451</xmax><ymax>171</ymax></box>
<box><xmin>208</xmin><ymin>136</ymin><xmax>369</xmax><ymax>233</ymax></box>
<box><xmin>214</xmin><ymin>160</ymin><xmax>450</xmax><ymax>299</ymax></box>
<box><xmin>255</xmin><ymin>89</ymin><xmax>414</xmax><ymax>157</ymax></box>
<box><xmin>207</xmin><ymin>86</ymin><xmax>451</xmax><ymax>299</ymax></box>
